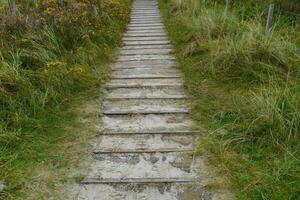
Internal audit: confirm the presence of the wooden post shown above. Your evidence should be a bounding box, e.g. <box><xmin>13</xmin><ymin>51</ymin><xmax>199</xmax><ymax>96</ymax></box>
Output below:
<box><xmin>7</xmin><ymin>0</ymin><xmax>18</xmax><ymax>16</ymax></box>
<box><xmin>266</xmin><ymin>4</ymin><xmax>275</xmax><ymax>34</ymax></box>
<box><xmin>91</xmin><ymin>5</ymin><xmax>98</xmax><ymax>17</ymax></box>
<box><xmin>58</xmin><ymin>0</ymin><xmax>64</xmax><ymax>6</ymax></box>
<box><xmin>225</xmin><ymin>0</ymin><xmax>232</xmax><ymax>15</ymax></box>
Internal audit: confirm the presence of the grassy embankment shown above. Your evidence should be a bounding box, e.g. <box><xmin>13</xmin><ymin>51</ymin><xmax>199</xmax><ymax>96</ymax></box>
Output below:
<box><xmin>159</xmin><ymin>0</ymin><xmax>299</xmax><ymax>199</ymax></box>
<box><xmin>0</xmin><ymin>0</ymin><xmax>131</xmax><ymax>199</ymax></box>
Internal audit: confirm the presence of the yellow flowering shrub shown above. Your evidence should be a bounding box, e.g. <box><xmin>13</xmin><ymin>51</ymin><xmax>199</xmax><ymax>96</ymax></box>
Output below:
<box><xmin>42</xmin><ymin>61</ymin><xmax>87</xmax><ymax>81</ymax></box>
<box><xmin>0</xmin><ymin>0</ymin><xmax>131</xmax><ymax>94</ymax></box>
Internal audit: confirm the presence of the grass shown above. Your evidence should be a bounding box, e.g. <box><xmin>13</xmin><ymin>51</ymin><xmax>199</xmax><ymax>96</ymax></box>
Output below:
<box><xmin>1</xmin><ymin>97</ymin><xmax>98</xmax><ymax>199</ymax></box>
<box><xmin>159</xmin><ymin>0</ymin><xmax>300</xmax><ymax>199</ymax></box>
<box><xmin>0</xmin><ymin>0</ymin><xmax>131</xmax><ymax>199</ymax></box>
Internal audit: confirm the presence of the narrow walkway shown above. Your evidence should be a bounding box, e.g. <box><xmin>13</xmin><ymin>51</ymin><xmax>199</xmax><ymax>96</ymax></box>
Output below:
<box><xmin>77</xmin><ymin>0</ymin><xmax>214</xmax><ymax>199</ymax></box>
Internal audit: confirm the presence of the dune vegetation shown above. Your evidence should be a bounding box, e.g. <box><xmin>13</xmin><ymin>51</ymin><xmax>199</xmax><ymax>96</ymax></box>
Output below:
<box><xmin>159</xmin><ymin>0</ymin><xmax>299</xmax><ymax>199</ymax></box>
<box><xmin>0</xmin><ymin>0</ymin><xmax>131</xmax><ymax>199</ymax></box>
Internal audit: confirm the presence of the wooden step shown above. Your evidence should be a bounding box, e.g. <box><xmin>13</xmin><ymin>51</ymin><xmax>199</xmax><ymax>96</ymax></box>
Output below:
<box><xmin>82</xmin><ymin>177</ymin><xmax>200</xmax><ymax>184</ymax></box>
<box><xmin>93</xmin><ymin>148</ymin><xmax>194</xmax><ymax>154</ymax></box>
<box><xmin>102</xmin><ymin>130</ymin><xmax>198</xmax><ymax>135</ymax></box>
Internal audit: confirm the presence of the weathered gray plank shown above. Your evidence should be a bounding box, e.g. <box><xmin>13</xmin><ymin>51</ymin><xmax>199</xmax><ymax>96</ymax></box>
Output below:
<box><xmin>101</xmin><ymin>130</ymin><xmax>198</xmax><ymax>135</ymax></box>
<box><xmin>124</xmin><ymin>41</ymin><xmax>170</xmax><ymax>46</ymax></box>
<box><xmin>117</xmin><ymin>54</ymin><xmax>174</xmax><ymax>61</ymax></box>
<box><xmin>119</xmin><ymin>48</ymin><xmax>172</xmax><ymax>55</ymax></box>
<box><xmin>93</xmin><ymin>148</ymin><xmax>193</xmax><ymax>154</ymax></box>
<box><xmin>82</xmin><ymin>178</ymin><xmax>200</xmax><ymax>184</ymax></box>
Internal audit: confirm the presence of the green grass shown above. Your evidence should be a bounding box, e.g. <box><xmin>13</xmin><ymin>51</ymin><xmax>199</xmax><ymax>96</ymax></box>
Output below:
<box><xmin>0</xmin><ymin>0</ymin><xmax>131</xmax><ymax>199</ymax></box>
<box><xmin>1</xmin><ymin>97</ymin><xmax>97</xmax><ymax>199</ymax></box>
<box><xmin>159</xmin><ymin>0</ymin><xmax>300</xmax><ymax>199</ymax></box>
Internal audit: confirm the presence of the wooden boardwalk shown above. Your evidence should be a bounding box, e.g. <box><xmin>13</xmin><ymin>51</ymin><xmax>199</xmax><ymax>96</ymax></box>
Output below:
<box><xmin>76</xmin><ymin>0</ymin><xmax>217</xmax><ymax>199</ymax></box>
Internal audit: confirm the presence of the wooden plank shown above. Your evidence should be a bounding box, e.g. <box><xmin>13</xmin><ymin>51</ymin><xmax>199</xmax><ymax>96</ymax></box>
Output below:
<box><xmin>130</xmin><ymin>17</ymin><xmax>161</xmax><ymax>20</ymax></box>
<box><xmin>127</xmin><ymin>24</ymin><xmax>164</xmax><ymax>28</ymax></box>
<box><xmin>101</xmin><ymin>130</ymin><xmax>198</xmax><ymax>135</ymax></box>
<box><xmin>113</xmin><ymin>65</ymin><xmax>176</xmax><ymax>70</ymax></box>
<box><xmin>117</xmin><ymin>54</ymin><xmax>175</xmax><ymax>61</ymax></box>
<box><xmin>121</xmin><ymin>44</ymin><xmax>173</xmax><ymax>50</ymax></box>
<box><xmin>130</xmin><ymin>19</ymin><xmax>162</xmax><ymax>22</ymax></box>
<box><xmin>105</xmin><ymin>97</ymin><xmax>187</xmax><ymax>101</ymax></box>
<box><xmin>127</xmin><ymin>27</ymin><xmax>165</xmax><ymax>31</ymax></box>
<box><xmin>119</xmin><ymin>49</ymin><xmax>172</xmax><ymax>55</ymax></box>
<box><xmin>103</xmin><ymin>110</ymin><xmax>189</xmax><ymax>115</ymax></box>
<box><xmin>81</xmin><ymin>177</ymin><xmax>200</xmax><ymax>184</ymax></box>
<box><xmin>110</xmin><ymin>75</ymin><xmax>181</xmax><ymax>79</ymax></box>
<box><xmin>123</xmin><ymin>36</ymin><xmax>168</xmax><ymax>41</ymax></box>
<box><xmin>112</xmin><ymin>65</ymin><xmax>176</xmax><ymax>70</ymax></box>
<box><xmin>106</xmin><ymin>84</ymin><xmax>181</xmax><ymax>89</ymax></box>
<box><xmin>93</xmin><ymin>148</ymin><xmax>194</xmax><ymax>154</ymax></box>
<box><xmin>124</xmin><ymin>33</ymin><xmax>167</xmax><ymax>37</ymax></box>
